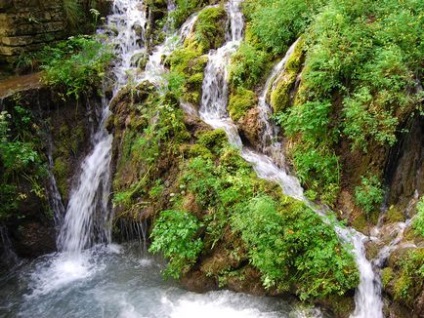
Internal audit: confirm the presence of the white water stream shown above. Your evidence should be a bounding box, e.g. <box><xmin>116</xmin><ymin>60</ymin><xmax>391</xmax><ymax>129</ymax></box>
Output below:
<box><xmin>198</xmin><ymin>2</ymin><xmax>383</xmax><ymax>317</ymax></box>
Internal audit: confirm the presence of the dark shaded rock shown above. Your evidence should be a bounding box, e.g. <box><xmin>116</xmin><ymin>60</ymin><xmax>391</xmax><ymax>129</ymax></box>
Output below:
<box><xmin>11</xmin><ymin>222</ymin><xmax>56</xmax><ymax>258</ymax></box>
<box><xmin>386</xmin><ymin>115</ymin><xmax>424</xmax><ymax>214</ymax></box>
<box><xmin>180</xmin><ymin>270</ymin><xmax>218</xmax><ymax>293</ymax></box>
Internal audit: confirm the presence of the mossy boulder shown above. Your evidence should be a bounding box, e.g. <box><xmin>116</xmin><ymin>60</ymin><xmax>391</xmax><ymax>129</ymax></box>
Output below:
<box><xmin>270</xmin><ymin>39</ymin><xmax>304</xmax><ymax>113</ymax></box>
<box><xmin>383</xmin><ymin>247</ymin><xmax>424</xmax><ymax>311</ymax></box>
<box><xmin>194</xmin><ymin>6</ymin><xmax>227</xmax><ymax>53</ymax></box>
<box><xmin>228</xmin><ymin>87</ymin><xmax>256</xmax><ymax>122</ymax></box>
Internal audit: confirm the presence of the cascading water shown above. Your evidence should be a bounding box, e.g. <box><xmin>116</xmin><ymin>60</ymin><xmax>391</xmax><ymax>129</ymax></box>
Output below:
<box><xmin>197</xmin><ymin>2</ymin><xmax>384</xmax><ymax>317</ymax></box>
<box><xmin>256</xmin><ymin>40</ymin><xmax>298</xmax><ymax>166</ymax></box>
<box><xmin>21</xmin><ymin>0</ymin><xmax>149</xmax><ymax>295</ymax></box>
<box><xmin>199</xmin><ymin>0</ymin><xmax>304</xmax><ymax>199</ymax></box>
<box><xmin>58</xmin><ymin>0</ymin><xmax>150</xmax><ymax>253</ymax></box>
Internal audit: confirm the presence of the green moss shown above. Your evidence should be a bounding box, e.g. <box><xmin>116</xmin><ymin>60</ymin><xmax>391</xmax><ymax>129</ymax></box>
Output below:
<box><xmin>386</xmin><ymin>205</ymin><xmax>405</xmax><ymax>223</ymax></box>
<box><xmin>381</xmin><ymin>267</ymin><xmax>394</xmax><ymax>288</ymax></box>
<box><xmin>53</xmin><ymin>157</ymin><xmax>69</xmax><ymax>200</ymax></box>
<box><xmin>270</xmin><ymin>39</ymin><xmax>304</xmax><ymax>113</ymax></box>
<box><xmin>194</xmin><ymin>6</ymin><xmax>227</xmax><ymax>52</ymax></box>
<box><xmin>351</xmin><ymin>213</ymin><xmax>368</xmax><ymax>233</ymax></box>
<box><xmin>324</xmin><ymin>294</ymin><xmax>355</xmax><ymax>317</ymax></box>
<box><xmin>389</xmin><ymin>248</ymin><xmax>424</xmax><ymax>306</ymax></box>
<box><xmin>169</xmin><ymin>40</ymin><xmax>208</xmax><ymax>104</ymax></box>
<box><xmin>172</xmin><ymin>0</ymin><xmax>205</xmax><ymax>28</ymax></box>
<box><xmin>229</xmin><ymin>41</ymin><xmax>270</xmax><ymax>90</ymax></box>
<box><xmin>187</xmin><ymin>144</ymin><xmax>214</xmax><ymax>160</ymax></box>
<box><xmin>197</xmin><ymin>129</ymin><xmax>228</xmax><ymax>155</ymax></box>
<box><xmin>228</xmin><ymin>87</ymin><xmax>256</xmax><ymax>121</ymax></box>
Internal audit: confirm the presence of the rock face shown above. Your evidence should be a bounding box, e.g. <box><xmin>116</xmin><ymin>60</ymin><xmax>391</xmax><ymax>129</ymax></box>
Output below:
<box><xmin>0</xmin><ymin>0</ymin><xmax>66</xmax><ymax>61</ymax></box>
<box><xmin>0</xmin><ymin>0</ymin><xmax>112</xmax><ymax>70</ymax></box>
<box><xmin>0</xmin><ymin>76</ymin><xmax>102</xmax><ymax>259</ymax></box>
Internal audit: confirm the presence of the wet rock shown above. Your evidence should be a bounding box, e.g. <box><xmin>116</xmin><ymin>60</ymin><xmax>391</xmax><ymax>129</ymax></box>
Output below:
<box><xmin>11</xmin><ymin>222</ymin><xmax>56</xmax><ymax>258</ymax></box>
<box><xmin>181</xmin><ymin>270</ymin><xmax>218</xmax><ymax>293</ymax></box>
<box><xmin>238</xmin><ymin>107</ymin><xmax>261</xmax><ymax>147</ymax></box>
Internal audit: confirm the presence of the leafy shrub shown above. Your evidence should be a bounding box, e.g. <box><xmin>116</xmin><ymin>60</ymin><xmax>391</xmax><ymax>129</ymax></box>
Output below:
<box><xmin>243</xmin><ymin>0</ymin><xmax>325</xmax><ymax>55</ymax></box>
<box><xmin>391</xmin><ymin>249</ymin><xmax>424</xmax><ymax>306</ymax></box>
<box><xmin>290</xmin><ymin>144</ymin><xmax>340</xmax><ymax>205</ymax></box>
<box><xmin>229</xmin><ymin>42</ymin><xmax>270</xmax><ymax>89</ymax></box>
<box><xmin>354</xmin><ymin>175</ymin><xmax>384</xmax><ymax>214</ymax></box>
<box><xmin>149</xmin><ymin>210</ymin><xmax>203</xmax><ymax>278</ymax></box>
<box><xmin>232</xmin><ymin>195</ymin><xmax>359</xmax><ymax>300</ymax></box>
<box><xmin>0</xmin><ymin>107</ymin><xmax>46</xmax><ymax>221</ymax></box>
<box><xmin>40</xmin><ymin>35</ymin><xmax>113</xmax><ymax>98</ymax></box>
<box><xmin>277</xmin><ymin>100</ymin><xmax>333</xmax><ymax>144</ymax></box>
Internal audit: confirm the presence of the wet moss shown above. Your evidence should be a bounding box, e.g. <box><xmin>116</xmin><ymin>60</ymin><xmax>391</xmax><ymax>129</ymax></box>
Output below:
<box><xmin>194</xmin><ymin>6</ymin><xmax>227</xmax><ymax>52</ymax></box>
<box><xmin>228</xmin><ymin>87</ymin><xmax>256</xmax><ymax>121</ymax></box>
<box><xmin>270</xmin><ymin>39</ymin><xmax>304</xmax><ymax>113</ymax></box>
<box><xmin>386</xmin><ymin>205</ymin><xmax>405</xmax><ymax>223</ymax></box>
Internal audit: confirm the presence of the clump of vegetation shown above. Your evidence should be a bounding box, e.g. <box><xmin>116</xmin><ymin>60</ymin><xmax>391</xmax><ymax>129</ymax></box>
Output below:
<box><xmin>0</xmin><ymin>106</ymin><xmax>47</xmax><ymax>221</ymax></box>
<box><xmin>228</xmin><ymin>87</ymin><xmax>256</xmax><ymax>121</ymax></box>
<box><xmin>385</xmin><ymin>249</ymin><xmax>424</xmax><ymax>307</ymax></box>
<box><xmin>243</xmin><ymin>0</ymin><xmax>326</xmax><ymax>55</ymax></box>
<box><xmin>229</xmin><ymin>42</ymin><xmax>270</xmax><ymax>90</ymax></box>
<box><xmin>149</xmin><ymin>210</ymin><xmax>203</xmax><ymax>278</ymax></box>
<box><xmin>354</xmin><ymin>175</ymin><xmax>384</xmax><ymax>215</ymax></box>
<box><xmin>40</xmin><ymin>35</ymin><xmax>113</xmax><ymax>98</ymax></box>
<box><xmin>194</xmin><ymin>6</ymin><xmax>227</xmax><ymax>52</ymax></box>
<box><xmin>232</xmin><ymin>195</ymin><xmax>359</xmax><ymax>300</ymax></box>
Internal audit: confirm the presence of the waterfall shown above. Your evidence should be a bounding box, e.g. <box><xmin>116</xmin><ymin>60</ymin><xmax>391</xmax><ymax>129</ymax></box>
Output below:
<box><xmin>257</xmin><ymin>40</ymin><xmax>298</xmax><ymax>166</ymax></box>
<box><xmin>199</xmin><ymin>1</ymin><xmax>303</xmax><ymax>198</ymax></box>
<box><xmin>58</xmin><ymin>0</ymin><xmax>149</xmax><ymax>252</ymax></box>
<box><xmin>197</xmin><ymin>1</ymin><xmax>384</xmax><ymax>317</ymax></box>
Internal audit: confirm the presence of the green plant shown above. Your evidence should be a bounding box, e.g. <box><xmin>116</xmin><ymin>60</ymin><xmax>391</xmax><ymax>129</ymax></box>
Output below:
<box><xmin>290</xmin><ymin>144</ymin><xmax>340</xmax><ymax>205</ymax></box>
<box><xmin>194</xmin><ymin>6</ymin><xmax>227</xmax><ymax>52</ymax></box>
<box><xmin>354</xmin><ymin>175</ymin><xmax>384</xmax><ymax>214</ymax></box>
<box><xmin>149</xmin><ymin>210</ymin><xmax>204</xmax><ymax>278</ymax></box>
<box><xmin>391</xmin><ymin>249</ymin><xmax>424</xmax><ymax>305</ymax></box>
<box><xmin>40</xmin><ymin>35</ymin><xmax>113</xmax><ymax>98</ymax></box>
<box><xmin>229</xmin><ymin>42</ymin><xmax>270</xmax><ymax>89</ymax></box>
<box><xmin>231</xmin><ymin>195</ymin><xmax>359</xmax><ymax>300</ymax></box>
<box><xmin>244</xmin><ymin>0</ymin><xmax>326</xmax><ymax>55</ymax></box>
<box><xmin>63</xmin><ymin>0</ymin><xmax>81</xmax><ymax>29</ymax></box>
<box><xmin>0</xmin><ymin>107</ymin><xmax>47</xmax><ymax>221</ymax></box>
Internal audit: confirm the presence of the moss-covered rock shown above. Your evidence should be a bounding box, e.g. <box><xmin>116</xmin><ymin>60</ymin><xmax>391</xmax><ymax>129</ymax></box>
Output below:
<box><xmin>270</xmin><ymin>39</ymin><xmax>304</xmax><ymax>113</ymax></box>
<box><xmin>228</xmin><ymin>87</ymin><xmax>256</xmax><ymax>121</ymax></box>
<box><xmin>194</xmin><ymin>6</ymin><xmax>227</xmax><ymax>52</ymax></box>
<box><xmin>383</xmin><ymin>247</ymin><xmax>424</xmax><ymax>312</ymax></box>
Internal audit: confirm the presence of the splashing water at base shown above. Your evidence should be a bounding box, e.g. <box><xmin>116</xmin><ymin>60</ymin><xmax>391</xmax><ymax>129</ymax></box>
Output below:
<box><xmin>0</xmin><ymin>244</ymin><xmax>323</xmax><ymax>318</ymax></box>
